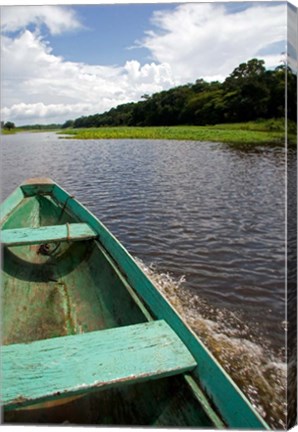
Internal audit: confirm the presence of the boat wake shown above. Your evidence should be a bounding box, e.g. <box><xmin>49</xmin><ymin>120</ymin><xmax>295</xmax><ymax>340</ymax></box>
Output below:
<box><xmin>136</xmin><ymin>258</ymin><xmax>286</xmax><ymax>429</ymax></box>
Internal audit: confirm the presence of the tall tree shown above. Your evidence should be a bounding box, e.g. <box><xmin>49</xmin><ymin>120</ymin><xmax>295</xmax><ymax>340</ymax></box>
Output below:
<box><xmin>3</xmin><ymin>121</ymin><xmax>15</xmax><ymax>130</ymax></box>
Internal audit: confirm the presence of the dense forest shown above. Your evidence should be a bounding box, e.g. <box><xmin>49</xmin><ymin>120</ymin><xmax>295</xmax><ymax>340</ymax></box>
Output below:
<box><xmin>62</xmin><ymin>59</ymin><xmax>297</xmax><ymax>129</ymax></box>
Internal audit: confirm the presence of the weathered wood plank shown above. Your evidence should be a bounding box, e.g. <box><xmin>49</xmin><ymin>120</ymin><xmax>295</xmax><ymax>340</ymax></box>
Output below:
<box><xmin>3</xmin><ymin>320</ymin><xmax>196</xmax><ymax>410</ymax></box>
<box><xmin>1</xmin><ymin>223</ymin><xmax>97</xmax><ymax>246</ymax></box>
<box><xmin>21</xmin><ymin>177</ymin><xmax>54</xmax><ymax>185</ymax></box>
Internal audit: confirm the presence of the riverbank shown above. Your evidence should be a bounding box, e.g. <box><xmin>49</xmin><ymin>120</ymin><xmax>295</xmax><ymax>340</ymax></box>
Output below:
<box><xmin>2</xmin><ymin>119</ymin><xmax>295</xmax><ymax>145</ymax></box>
<box><xmin>1</xmin><ymin>129</ymin><xmax>60</xmax><ymax>136</ymax></box>
<box><xmin>59</xmin><ymin>120</ymin><xmax>293</xmax><ymax>145</ymax></box>
<box><xmin>1</xmin><ymin>129</ymin><xmax>16</xmax><ymax>135</ymax></box>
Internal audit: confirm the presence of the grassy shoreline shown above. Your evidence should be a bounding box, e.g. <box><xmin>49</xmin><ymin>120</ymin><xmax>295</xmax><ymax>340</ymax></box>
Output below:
<box><xmin>2</xmin><ymin>120</ymin><xmax>295</xmax><ymax>145</ymax></box>
<box><xmin>59</xmin><ymin>121</ymin><xmax>291</xmax><ymax>145</ymax></box>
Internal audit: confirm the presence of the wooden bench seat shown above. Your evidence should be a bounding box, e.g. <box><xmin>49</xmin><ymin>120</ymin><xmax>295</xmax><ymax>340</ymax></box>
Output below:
<box><xmin>2</xmin><ymin>320</ymin><xmax>197</xmax><ymax>410</ymax></box>
<box><xmin>1</xmin><ymin>223</ymin><xmax>97</xmax><ymax>247</ymax></box>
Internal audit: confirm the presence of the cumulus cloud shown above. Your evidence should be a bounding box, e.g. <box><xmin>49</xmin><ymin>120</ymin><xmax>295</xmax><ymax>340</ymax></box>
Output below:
<box><xmin>140</xmin><ymin>3</ymin><xmax>286</xmax><ymax>82</ymax></box>
<box><xmin>0</xmin><ymin>3</ymin><xmax>289</xmax><ymax>125</ymax></box>
<box><xmin>1</xmin><ymin>102</ymin><xmax>91</xmax><ymax>121</ymax></box>
<box><xmin>1</xmin><ymin>28</ymin><xmax>175</xmax><ymax>124</ymax></box>
<box><xmin>1</xmin><ymin>5</ymin><xmax>82</xmax><ymax>35</ymax></box>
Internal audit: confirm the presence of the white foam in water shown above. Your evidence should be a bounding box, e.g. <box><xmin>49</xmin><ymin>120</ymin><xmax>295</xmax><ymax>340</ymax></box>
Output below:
<box><xmin>136</xmin><ymin>258</ymin><xmax>287</xmax><ymax>429</ymax></box>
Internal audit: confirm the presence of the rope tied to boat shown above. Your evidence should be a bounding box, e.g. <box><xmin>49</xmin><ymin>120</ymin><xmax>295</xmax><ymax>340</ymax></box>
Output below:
<box><xmin>58</xmin><ymin>195</ymin><xmax>75</xmax><ymax>222</ymax></box>
<box><xmin>36</xmin><ymin>194</ymin><xmax>75</xmax><ymax>255</ymax></box>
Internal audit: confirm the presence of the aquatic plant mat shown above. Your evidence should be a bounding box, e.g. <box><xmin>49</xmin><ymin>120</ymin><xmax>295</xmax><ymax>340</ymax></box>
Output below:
<box><xmin>58</xmin><ymin>120</ymin><xmax>290</xmax><ymax>146</ymax></box>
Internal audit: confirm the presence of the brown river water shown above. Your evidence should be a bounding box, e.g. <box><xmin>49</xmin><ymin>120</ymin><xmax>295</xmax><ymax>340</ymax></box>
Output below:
<box><xmin>1</xmin><ymin>132</ymin><xmax>295</xmax><ymax>428</ymax></box>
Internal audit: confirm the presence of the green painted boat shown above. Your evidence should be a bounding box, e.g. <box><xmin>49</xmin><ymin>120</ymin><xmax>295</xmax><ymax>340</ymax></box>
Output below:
<box><xmin>1</xmin><ymin>178</ymin><xmax>269</xmax><ymax>428</ymax></box>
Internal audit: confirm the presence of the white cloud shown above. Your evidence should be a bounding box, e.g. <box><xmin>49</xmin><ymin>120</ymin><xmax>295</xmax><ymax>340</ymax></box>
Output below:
<box><xmin>1</xmin><ymin>102</ymin><xmax>91</xmax><ymax>121</ymax></box>
<box><xmin>0</xmin><ymin>3</ymin><xmax>289</xmax><ymax>125</ymax></box>
<box><xmin>1</xmin><ymin>28</ymin><xmax>175</xmax><ymax>124</ymax></box>
<box><xmin>1</xmin><ymin>5</ymin><xmax>82</xmax><ymax>35</ymax></box>
<box><xmin>140</xmin><ymin>3</ymin><xmax>287</xmax><ymax>83</ymax></box>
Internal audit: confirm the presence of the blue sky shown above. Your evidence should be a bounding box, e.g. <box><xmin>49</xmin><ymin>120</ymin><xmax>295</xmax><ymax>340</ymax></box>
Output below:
<box><xmin>47</xmin><ymin>4</ymin><xmax>177</xmax><ymax>66</ymax></box>
<box><xmin>45</xmin><ymin>3</ymin><xmax>258</xmax><ymax>66</ymax></box>
<box><xmin>0</xmin><ymin>2</ymin><xmax>291</xmax><ymax>125</ymax></box>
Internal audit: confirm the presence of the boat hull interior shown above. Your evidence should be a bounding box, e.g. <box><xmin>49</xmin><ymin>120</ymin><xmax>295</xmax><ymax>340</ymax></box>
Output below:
<box><xmin>2</xmin><ymin>193</ymin><xmax>215</xmax><ymax>427</ymax></box>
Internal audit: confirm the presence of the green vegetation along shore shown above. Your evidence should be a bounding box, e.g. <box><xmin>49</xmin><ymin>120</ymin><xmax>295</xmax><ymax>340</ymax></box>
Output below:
<box><xmin>3</xmin><ymin>59</ymin><xmax>296</xmax><ymax>146</ymax></box>
<box><xmin>62</xmin><ymin>59</ymin><xmax>297</xmax><ymax>131</ymax></box>
<box><xmin>59</xmin><ymin>119</ymin><xmax>294</xmax><ymax>146</ymax></box>
<box><xmin>2</xmin><ymin>119</ymin><xmax>295</xmax><ymax>146</ymax></box>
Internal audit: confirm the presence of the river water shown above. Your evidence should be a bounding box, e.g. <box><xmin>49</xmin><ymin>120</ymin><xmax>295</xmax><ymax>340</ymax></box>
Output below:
<box><xmin>1</xmin><ymin>132</ymin><xmax>294</xmax><ymax>428</ymax></box>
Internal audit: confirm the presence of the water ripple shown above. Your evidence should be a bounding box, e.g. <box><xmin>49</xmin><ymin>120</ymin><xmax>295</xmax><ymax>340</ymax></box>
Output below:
<box><xmin>1</xmin><ymin>132</ymin><xmax>288</xmax><ymax>351</ymax></box>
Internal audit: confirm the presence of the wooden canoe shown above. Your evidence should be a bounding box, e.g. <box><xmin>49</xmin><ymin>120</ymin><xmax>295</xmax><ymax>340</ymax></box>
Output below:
<box><xmin>1</xmin><ymin>178</ymin><xmax>269</xmax><ymax>428</ymax></box>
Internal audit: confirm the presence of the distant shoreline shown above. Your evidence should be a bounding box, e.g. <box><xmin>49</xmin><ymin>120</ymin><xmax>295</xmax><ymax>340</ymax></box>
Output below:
<box><xmin>3</xmin><ymin>120</ymin><xmax>295</xmax><ymax>146</ymax></box>
<box><xmin>59</xmin><ymin>122</ymin><xmax>289</xmax><ymax>146</ymax></box>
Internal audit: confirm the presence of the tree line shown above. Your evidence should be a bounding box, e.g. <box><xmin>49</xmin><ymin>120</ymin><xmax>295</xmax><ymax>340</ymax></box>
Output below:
<box><xmin>1</xmin><ymin>122</ymin><xmax>61</xmax><ymax>131</ymax></box>
<box><xmin>62</xmin><ymin>59</ymin><xmax>296</xmax><ymax>129</ymax></box>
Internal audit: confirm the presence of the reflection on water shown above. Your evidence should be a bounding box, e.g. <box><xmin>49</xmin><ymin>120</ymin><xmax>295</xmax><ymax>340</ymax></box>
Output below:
<box><xmin>1</xmin><ymin>132</ymin><xmax>292</xmax><ymax>428</ymax></box>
